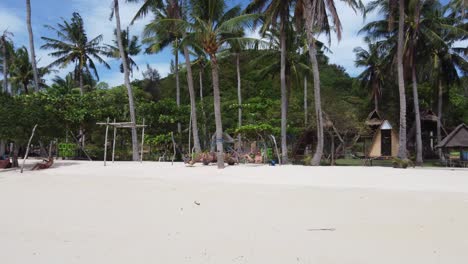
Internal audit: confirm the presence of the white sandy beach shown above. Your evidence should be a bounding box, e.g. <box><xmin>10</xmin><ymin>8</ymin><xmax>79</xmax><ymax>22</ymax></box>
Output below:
<box><xmin>1</xmin><ymin>161</ymin><xmax>468</xmax><ymax>264</ymax></box>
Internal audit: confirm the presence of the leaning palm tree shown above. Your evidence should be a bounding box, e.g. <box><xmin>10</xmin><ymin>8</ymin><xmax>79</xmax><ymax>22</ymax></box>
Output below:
<box><xmin>246</xmin><ymin>0</ymin><xmax>293</xmax><ymax>164</ymax></box>
<box><xmin>112</xmin><ymin>0</ymin><xmax>140</xmax><ymax>161</ymax></box>
<box><xmin>187</xmin><ymin>0</ymin><xmax>257</xmax><ymax>168</ymax></box>
<box><xmin>41</xmin><ymin>12</ymin><xmax>110</xmax><ymax>95</ymax></box>
<box><xmin>26</xmin><ymin>0</ymin><xmax>40</xmax><ymax>92</ymax></box>
<box><xmin>298</xmin><ymin>0</ymin><xmax>363</xmax><ymax>165</ymax></box>
<box><xmin>105</xmin><ymin>28</ymin><xmax>141</xmax><ymax>77</ymax></box>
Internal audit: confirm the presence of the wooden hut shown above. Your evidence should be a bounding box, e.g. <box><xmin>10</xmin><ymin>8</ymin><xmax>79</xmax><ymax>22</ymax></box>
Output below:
<box><xmin>436</xmin><ymin>124</ymin><xmax>468</xmax><ymax>152</ymax></box>
<box><xmin>367</xmin><ymin>120</ymin><xmax>400</xmax><ymax>158</ymax></box>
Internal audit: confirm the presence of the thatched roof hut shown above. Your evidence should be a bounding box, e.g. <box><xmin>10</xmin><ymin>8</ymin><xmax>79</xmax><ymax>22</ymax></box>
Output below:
<box><xmin>365</xmin><ymin>109</ymin><xmax>382</xmax><ymax>128</ymax></box>
<box><xmin>436</xmin><ymin>124</ymin><xmax>468</xmax><ymax>149</ymax></box>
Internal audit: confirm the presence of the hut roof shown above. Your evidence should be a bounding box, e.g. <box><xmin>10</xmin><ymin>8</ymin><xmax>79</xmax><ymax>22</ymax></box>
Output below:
<box><xmin>421</xmin><ymin>109</ymin><xmax>438</xmax><ymax>122</ymax></box>
<box><xmin>365</xmin><ymin>109</ymin><xmax>382</xmax><ymax>126</ymax></box>
<box><xmin>211</xmin><ymin>132</ymin><xmax>235</xmax><ymax>143</ymax></box>
<box><xmin>436</xmin><ymin>123</ymin><xmax>468</xmax><ymax>148</ymax></box>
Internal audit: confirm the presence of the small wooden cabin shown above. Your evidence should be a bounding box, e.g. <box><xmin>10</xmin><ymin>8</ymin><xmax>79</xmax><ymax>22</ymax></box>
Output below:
<box><xmin>367</xmin><ymin>120</ymin><xmax>400</xmax><ymax>158</ymax></box>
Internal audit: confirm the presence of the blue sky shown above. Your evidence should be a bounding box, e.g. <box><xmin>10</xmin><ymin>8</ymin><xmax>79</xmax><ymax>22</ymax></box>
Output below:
<box><xmin>0</xmin><ymin>0</ymin><xmax>381</xmax><ymax>86</ymax></box>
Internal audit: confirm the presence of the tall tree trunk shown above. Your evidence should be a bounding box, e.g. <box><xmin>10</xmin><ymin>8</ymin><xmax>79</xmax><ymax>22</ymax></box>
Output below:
<box><xmin>304</xmin><ymin>76</ymin><xmax>308</xmax><ymax>126</ymax></box>
<box><xmin>79</xmin><ymin>67</ymin><xmax>84</xmax><ymax>96</ymax></box>
<box><xmin>183</xmin><ymin>45</ymin><xmax>201</xmax><ymax>153</ymax></box>
<box><xmin>1</xmin><ymin>37</ymin><xmax>8</xmax><ymax>94</ymax></box>
<box><xmin>78</xmin><ymin>67</ymin><xmax>85</xmax><ymax>148</ymax></box>
<box><xmin>374</xmin><ymin>92</ymin><xmax>379</xmax><ymax>112</ymax></box>
<box><xmin>412</xmin><ymin>65</ymin><xmax>423</xmax><ymax>165</ymax></box>
<box><xmin>175</xmin><ymin>45</ymin><xmax>181</xmax><ymax>134</ymax></box>
<box><xmin>0</xmin><ymin>140</ymin><xmax>5</xmax><ymax>157</ymax></box>
<box><xmin>209</xmin><ymin>55</ymin><xmax>224</xmax><ymax>169</ymax></box>
<box><xmin>303</xmin><ymin>1</ymin><xmax>324</xmax><ymax>166</ymax></box>
<box><xmin>23</xmin><ymin>82</ymin><xmax>29</xmax><ymax>94</ymax></box>
<box><xmin>280</xmin><ymin>19</ymin><xmax>288</xmax><ymax>164</ymax></box>
<box><xmin>236</xmin><ymin>53</ymin><xmax>242</xmax><ymax>151</ymax></box>
<box><xmin>114</xmin><ymin>0</ymin><xmax>139</xmax><ymax>161</ymax></box>
<box><xmin>437</xmin><ymin>79</ymin><xmax>444</xmax><ymax>160</ymax></box>
<box><xmin>26</xmin><ymin>0</ymin><xmax>40</xmax><ymax>92</ymax></box>
<box><xmin>199</xmin><ymin>69</ymin><xmax>207</xmax><ymax>149</ymax></box>
<box><xmin>397</xmin><ymin>0</ymin><xmax>408</xmax><ymax>159</ymax></box>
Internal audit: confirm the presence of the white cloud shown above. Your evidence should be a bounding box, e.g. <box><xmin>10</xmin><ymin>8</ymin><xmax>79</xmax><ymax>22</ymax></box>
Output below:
<box><xmin>0</xmin><ymin>6</ymin><xmax>25</xmax><ymax>35</ymax></box>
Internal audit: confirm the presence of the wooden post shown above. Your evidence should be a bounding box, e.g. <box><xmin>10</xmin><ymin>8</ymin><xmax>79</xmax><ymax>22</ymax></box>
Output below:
<box><xmin>104</xmin><ymin>117</ymin><xmax>109</xmax><ymax>166</ymax></box>
<box><xmin>112</xmin><ymin>119</ymin><xmax>116</xmax><ymax>163</ymax></box>
<box><xmin>20</xmin><ymin>124</ymin><xmax>38</xmax><ymax>173</ymax></box>
<box><xmin>140</xmin><ymin>118</ymin><xmax>145</xmax><ymax>162</ymax></box>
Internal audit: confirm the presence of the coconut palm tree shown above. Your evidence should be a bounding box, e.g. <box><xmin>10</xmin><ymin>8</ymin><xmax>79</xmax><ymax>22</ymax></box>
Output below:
<box><xmin>105</xmin><ymin>28</ymin><xmax>141</xmax><ymax>76</ymax></box>
<box><xmin>354</xmin><ymin>38</ymin><xmax>387</xmax><ymax>112</ymax></box>
<box><xmin>246</xmin><ymin>0</ymin><xmax>293</xmax><ymax>164</ymax></box>
<box><xmin>142</xmin><ymin>0</ymin><xmax>203</xmax><ymax>153</ymax></box>
<box><xmin>26</xmin><ymin>0</ymin><xmax>40</xmax><ymax>92</ymax></box>
<box><xmin>361</xmin><ymin>0</ymin><xmax>467</xmax><ymax>163</ymax></box>
<box><xmin>298</xmin><ymin>0</ymin><xmax>363</xmax><ymax>165</ymax></box>
<box><xmin>0</xmin><ymin>31</ymin><xmax>14</xmax><ymax>94</ymax></box>
<box><xmin>188</xmin><ymin>0</ymin><xmax>257</xmax><ymax>168</ymax></box>
<box><xmin>9</xmin><ymin>47</ymin><xmax>50</xmax><ymax>94</ymax></box>
<box><xmin>112</xmin><ymin>0</ymin><xmax>140</xmax><ymax>161</ymax></box>
<box><xmin>41</xmin><ymin>12</ymin><xmax>110</xmax><ymax>96</ymax></box>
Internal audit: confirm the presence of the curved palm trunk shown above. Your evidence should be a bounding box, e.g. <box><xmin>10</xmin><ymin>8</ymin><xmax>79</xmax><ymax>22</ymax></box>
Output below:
<box><xmin>114</xmin><ymin>0</ymin><xmax>139</xmax><ymax>161</ymax></box>
<box><xmin>303</xmin><ymin>1</ymin><xmax>324</xmax><ymax>166</ymax></box>
<box><xmin>26</xmin><ymin>0</ymin><xmax>40</xmax><ymax>92</ymax></box>
<box><xmin>175</xmin><ymin>46</ymin><xmax>181</xmax><ymax>134</ymax></box>
<box><xmin>182</xmin><ymin>45</ymin><xmax>201</xmax><ymax>153</ymax></box>
<box><xmin>209</xmin><ymin>55</ymin><xmax>224</xmax><ymax>169</ymax></box>
<box><xmin>397</xmin><ymin>0</ymin><xmax>408</xmax><ymax>159</ymax></box>
<box><xmin>280</xmin><ymin>20</ymin><xmax>288</xmax><ymax>164</ymax></box>
<box><xmin>412</xmin><ymin>65</ymin><xmax>423</xmax><ymax>165</ymax></box>
<box><xmin>236</xmin><ymin>53</ymin><xmax>242</xmax><ymax>151</ymax></box>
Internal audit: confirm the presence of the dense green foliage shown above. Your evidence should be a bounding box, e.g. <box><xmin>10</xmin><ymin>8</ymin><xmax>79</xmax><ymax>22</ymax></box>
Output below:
<box><xmin>0</xmin><ymin>0</ymin><xmax>466</xmax><ymax>164</ymax></box>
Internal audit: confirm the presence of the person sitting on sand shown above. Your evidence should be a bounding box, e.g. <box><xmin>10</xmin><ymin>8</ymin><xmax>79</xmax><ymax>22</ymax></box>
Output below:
<box><xmin>31</xmin><ymin>157</ymin><xmax>54</xmax><ymax>171</ymax></box>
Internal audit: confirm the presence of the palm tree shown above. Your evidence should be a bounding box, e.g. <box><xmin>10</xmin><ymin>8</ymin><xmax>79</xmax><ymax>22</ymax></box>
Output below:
<box><xmin>0</xmin><ymin>31</ymin><xmax>13</xmax><ymax>94</ymax></box>
<box><xmin>142</xmin><ymin>0</ymin><xmax>202</xmax><ymax>153</ymax></box>
<box><xmin>112</xmin><ymin>0</ymin><xmax>140</xmax><ymax>161</ymax></box>
<box><xmin>246</xmin><ymin>0</ymin><xmax>292</xmax><ymax>164</ymax></box>
<box><xmin>26</xmin><ymin>0</ymin><xmax>40</xmax><ymax>92</ymax></box>
<box><xmin>354</xmin><ymin>38</ymin><xmax>387</xmax><ymax>112</ymax></box>
<box><xmin>105</xmin><ymin>28</ymin><xmax>141</xmax><ymax>76</ymax></box>
<box><xmin>188</xmin><ymin>0</ymin><xmax>257</xmax><ymax>168</ymax></box>
<box><xmin>362</xmin><ymin>0</ymin><xmax>467</xmax><ymax>163</ymax></box>
<box><xmin>41</xmin><ymin>12</ymin><xmax>110</xmax><ymax>96</ymax></box>
<box><xmin>299</xmin><ymin>0</ymin><xmax>363</xmax><ymax>165</ymax></box>
<box><xmin>9</xmin><ymin>47</ymin><xmax>50</xmax><ymax>94</ymax></box>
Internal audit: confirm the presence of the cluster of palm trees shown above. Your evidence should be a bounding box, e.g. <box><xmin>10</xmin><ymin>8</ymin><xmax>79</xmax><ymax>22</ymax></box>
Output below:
<box><xmin>124</xmin><ymin>0</ymin><xmax>365</xmax><ymax>168</ymax></box>
<box><xmin>1</xmin><ymin>0</ymin><xmax>466</xmax><ymax>168</ymax></box>
<box><xmin>355</xmin><ymin>0</ymin><xmax>467</xmax><ymax>164</ymax></box>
